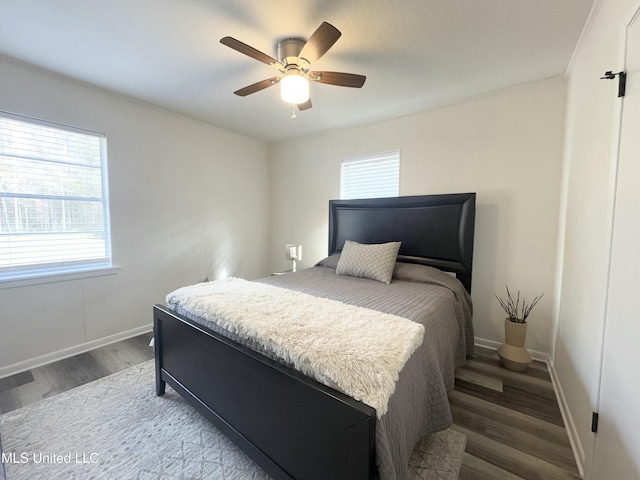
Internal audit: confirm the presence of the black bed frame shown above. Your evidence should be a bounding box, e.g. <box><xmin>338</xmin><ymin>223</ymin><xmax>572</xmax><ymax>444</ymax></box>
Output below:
<box><xmin>153</xmin><ymin>193</ymin><xmax>475</xmax><ymax>480</ymax></box>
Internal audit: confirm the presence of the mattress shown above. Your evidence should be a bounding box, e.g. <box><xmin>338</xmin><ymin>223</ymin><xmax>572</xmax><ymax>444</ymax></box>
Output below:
<box><xmin>168</xmin><ymin>256</ymin><xmax>473</xmax><ymax>480</ymax></box>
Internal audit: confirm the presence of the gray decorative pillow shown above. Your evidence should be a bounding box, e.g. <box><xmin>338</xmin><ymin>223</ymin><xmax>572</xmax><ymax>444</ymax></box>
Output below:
<box><xmin>336</xmin><ymin>240</ymin><xmax>401</xmax><ymax>284</ymax></box>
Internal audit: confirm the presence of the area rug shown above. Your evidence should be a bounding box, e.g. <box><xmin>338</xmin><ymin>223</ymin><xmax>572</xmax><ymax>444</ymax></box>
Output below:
<box><xmin>0</xmin><ymin>360</ymin><xmax>465</xmax><ymax>479</ymax></box>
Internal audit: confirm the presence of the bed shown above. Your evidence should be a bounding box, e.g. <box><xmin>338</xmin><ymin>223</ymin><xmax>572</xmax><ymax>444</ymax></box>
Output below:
<box><xmin>153</xmin><ymin>193</ymin><xmax>476</xmax><ymax>480</ymax></box>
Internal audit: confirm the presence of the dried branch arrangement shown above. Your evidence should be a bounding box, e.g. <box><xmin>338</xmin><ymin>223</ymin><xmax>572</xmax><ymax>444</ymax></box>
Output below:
<box><xmin>495</xmin><ymin>286</ymin><xmax>544</xmax><ymax>324</ymax></box>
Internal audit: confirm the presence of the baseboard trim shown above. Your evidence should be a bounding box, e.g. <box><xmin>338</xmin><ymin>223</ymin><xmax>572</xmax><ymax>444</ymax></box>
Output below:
<box><xmin>0</xmin><ymin>324</ymin><xmax>153</xmax><ymax>379</ymax></box>
<box><xmin>473</xmin><ymin>337</ymin><xmax>585</xmax><ymax>478</ymax></box>
<box><xmin>548</xmin><ymin>360</ymin><xmax>586</xmax><ymax>478</ymax></box>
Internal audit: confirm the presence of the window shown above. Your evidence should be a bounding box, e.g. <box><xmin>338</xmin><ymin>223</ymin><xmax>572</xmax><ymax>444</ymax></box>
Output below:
<box><xmin>340</xmin><ymin>151</ymin><xmax>400</xmax><ymax>200</ymax></box>
<box><xmin>0</xmin><ymin>112</ymin><xmax>112</xmax><ymax>281</ymax></box>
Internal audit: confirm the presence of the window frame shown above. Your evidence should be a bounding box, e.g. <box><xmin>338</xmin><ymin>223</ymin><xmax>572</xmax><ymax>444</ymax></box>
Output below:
<box><xmin>0</xmin><ymin>111</ymin><xmax>115</xmax><ymax>285</ymax></box>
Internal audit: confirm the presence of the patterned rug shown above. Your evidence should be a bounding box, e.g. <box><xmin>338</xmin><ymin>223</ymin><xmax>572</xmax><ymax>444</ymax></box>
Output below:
<box><xmin>0</xmin><ymin>361</ymin><xmax>465</xmax><ymax>479</ymax></box>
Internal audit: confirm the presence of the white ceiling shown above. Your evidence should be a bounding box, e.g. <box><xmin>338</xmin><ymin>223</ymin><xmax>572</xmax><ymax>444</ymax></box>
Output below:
<box><xmin>0</xmin><ymin>0</ymin><xmax>593</xmax><ymax>143</ymax></box>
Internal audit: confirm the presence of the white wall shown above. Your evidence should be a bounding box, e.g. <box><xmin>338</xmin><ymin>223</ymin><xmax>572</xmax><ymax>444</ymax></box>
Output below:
<box><xmin>555</xmin><ymin>0</ymin><xmax>639</xmax><ymax>475</ymax></box>
<box><xmin>269</xmin><ymin>79</ymin><xmax>566</xmax><ymax>355</ymax></box>
<box><xmin>0</xmin><ymin>57</ymin><xmax>270</xmax><ymax>374</ymax></box>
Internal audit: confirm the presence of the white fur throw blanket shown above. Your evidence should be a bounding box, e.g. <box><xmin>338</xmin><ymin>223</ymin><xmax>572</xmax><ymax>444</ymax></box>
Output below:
<box><xmin>167</xmin><ymin>278</ymin><xmax>425</xmax><ymax>417</ymax></box>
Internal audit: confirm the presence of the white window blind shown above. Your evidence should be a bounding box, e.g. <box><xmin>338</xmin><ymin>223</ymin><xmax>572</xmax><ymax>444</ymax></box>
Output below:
<box><xmin>340</xmin><ymin>151</ymin><xmax>400</xmax><ymax>200</ymax></box>
<box><xmin>0</xmin><ymin>112</ymin><xmax>112</xmax><ymax>281</ymax></box>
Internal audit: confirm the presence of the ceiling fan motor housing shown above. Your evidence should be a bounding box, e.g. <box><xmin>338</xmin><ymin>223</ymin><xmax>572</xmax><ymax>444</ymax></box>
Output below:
<box><xmin>277</xmin><ymin>38</ymin><xmax>307</xmax><ymax>66</ymax></box>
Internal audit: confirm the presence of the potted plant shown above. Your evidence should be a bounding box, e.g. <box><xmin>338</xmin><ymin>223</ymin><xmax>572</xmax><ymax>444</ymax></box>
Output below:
<box><xmin>495</xmin><ymin>286</ymin><xmax>543</xmax><ymax>372</ymax></box>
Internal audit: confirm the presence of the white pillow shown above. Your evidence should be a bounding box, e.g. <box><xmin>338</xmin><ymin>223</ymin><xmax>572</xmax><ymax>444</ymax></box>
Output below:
<box><xmin>336</xmin><ymin>240</ymin><xmax>401</xmax><ymax>284</ymax></box>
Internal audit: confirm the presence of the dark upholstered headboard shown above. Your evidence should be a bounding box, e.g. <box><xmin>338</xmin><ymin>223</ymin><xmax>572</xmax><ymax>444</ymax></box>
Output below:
<box><xmin>328</xmin><ymin>193</ymin><xmax>476</xmax><ymax>292</ymax></box>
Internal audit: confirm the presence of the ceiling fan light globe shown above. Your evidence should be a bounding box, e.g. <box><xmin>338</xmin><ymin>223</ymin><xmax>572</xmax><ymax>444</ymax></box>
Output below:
<box><xmin>280</xmin><ymin>74</ymin><xmax>309</xmax><ymax>105</ymax></box>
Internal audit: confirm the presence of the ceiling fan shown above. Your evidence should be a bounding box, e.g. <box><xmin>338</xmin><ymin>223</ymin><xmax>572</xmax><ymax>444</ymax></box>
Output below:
<box><xmin>220</xmin><ymin>22</ymin><xmax>366</xmax><ymax>111</ymax></box>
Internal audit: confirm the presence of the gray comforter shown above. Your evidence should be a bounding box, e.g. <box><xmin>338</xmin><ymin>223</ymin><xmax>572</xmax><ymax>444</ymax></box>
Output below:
<box><xmin>170</xmin><ymin>256</ymin><xmax>473</xmax><ymax>480</ymax></box>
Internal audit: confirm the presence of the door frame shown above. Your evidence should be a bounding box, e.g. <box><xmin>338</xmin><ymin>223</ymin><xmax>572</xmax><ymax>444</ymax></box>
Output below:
<box><xmin>587</xmin><ymin>2</ymin><xmax>640</xmax><ymax>478</ymax></box>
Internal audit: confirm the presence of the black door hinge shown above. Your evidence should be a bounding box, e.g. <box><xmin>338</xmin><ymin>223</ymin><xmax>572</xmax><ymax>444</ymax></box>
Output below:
<box><xmin>591</xmin><ymin>411</ymin><xmax>599</xmax><ymax>433</ymax></box>
<box><xmin>600</xmin><ymin>71</ymin><xmax>627</xmax><ymax>97</ymax></box>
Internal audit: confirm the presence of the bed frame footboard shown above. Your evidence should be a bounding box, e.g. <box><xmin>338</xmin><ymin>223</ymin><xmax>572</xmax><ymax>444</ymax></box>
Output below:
<box><xmin>153</xmin><ymin>304</ymin><xmax>377</xmax><ymax>480</ymax></box>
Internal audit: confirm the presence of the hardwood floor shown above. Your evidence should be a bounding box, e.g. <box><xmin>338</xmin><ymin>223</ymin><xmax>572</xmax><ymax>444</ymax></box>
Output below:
<box><xmin>453</xmin><ymin>347</ymin><xmax>581</xmax><ymax>480</ymax></box>
<box><xmin>0</xmin><ymin>335</ymin><xmax>580</xmax><ymax>479</ymax></box>
<box><xmin>0</xmin><ymin>332</ymin><xmax>154</xmax><ymax>414</ymax></box>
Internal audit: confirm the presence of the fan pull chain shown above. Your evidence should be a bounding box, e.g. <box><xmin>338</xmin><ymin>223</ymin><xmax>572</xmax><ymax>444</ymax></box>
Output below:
<box><xmin>290</xmin><ymin>105</ymin><xmax>297</xmax><ymax>119</ymax></box>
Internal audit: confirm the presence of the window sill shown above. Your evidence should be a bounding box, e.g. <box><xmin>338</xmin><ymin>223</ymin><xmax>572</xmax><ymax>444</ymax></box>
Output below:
<box><xmin>0</xmin><ymin>265</ymin><xmax>121</xmax><ymax>290</ymax></box>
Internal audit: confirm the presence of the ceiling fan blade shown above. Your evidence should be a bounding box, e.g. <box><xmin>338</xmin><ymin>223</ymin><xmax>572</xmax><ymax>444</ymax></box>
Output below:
<box><xmin>298</xmin><ymin>99</ymin><xmax>312</xmax><ymax>111</ymax></box>
<box><xmin>299</xmin><ymin>22</ymin><xmax>341</xmax><ymax>63</ymax></box>
<box><xmin>220</xmin><ymin>36</ymin><xmax>278</xmax><ymax>66</ymax></box>
<box><xmin>310</xmin><ymin>71</ymin><xmax>366</xmax><ymax>88</ymax></box>
<box><xmin>233</xmin><ymin>77</ymin><xmax>280</xmax><ymax>97</ymax></box>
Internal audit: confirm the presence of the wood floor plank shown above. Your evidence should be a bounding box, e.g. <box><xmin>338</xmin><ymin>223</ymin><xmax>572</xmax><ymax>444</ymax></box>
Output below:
<box><xmin>38</xmin><ymin>353</ymin><xmax>110</xmax><ymax>399</ymax></box>
<box><xmin>452</xmin><ymin>351</ymin><xmax>580</xmax><ymax>479</ymax></box>
<box><xmin>459</xmin><ymin>452</ymin><xmax>525</xmax><ymax>480</ymax></box>
<box><xmin>463</xmin><ymin>357</ymin><xmax>555</xmax><ymax>393</ymax></box>
<box><xmin>449</xmin><ymin>389</ymin><xmax>570</xmax><ymax>448</ymax></box>
<box><xmin>0</xmin><ymin>386</ymin><xmax>33</xmax><ymax>414</ymax></box>
<box><xmin>0</xmin><ymin>370</ymin><xmax>34</xmax><ymax>393</ymax></box>
<box><xmin>88</xmin><ymin>333</ymin><xmax>154</xmax><ymax>372</ymax></box>
<box><xmin>471</xmin><ymin>349</ymin><xmax>551</xmax><ymax>382</ymax></box>
<box><xmin>452</xmin><ymin>424</ymin><xmax>581</xmax><ymax>480</ymax></box>
<box><xmin>454</xmin><ymin>378</ymin><xmax>565</xmax><ymax>427</ymax></box>
<box><xmin>450</xmin><ymin>403</ymin><xmax>578</xmax><ymax>474</ymax></box>
<box><xmin>455</xmin><ymin>366</ymin><xmax>504</xmax><ymax>392</ymax></box>
<box><xmin>0</xmin><ymin>332</ymin><xmax>154</xmax><ymax>414</ymax></box>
